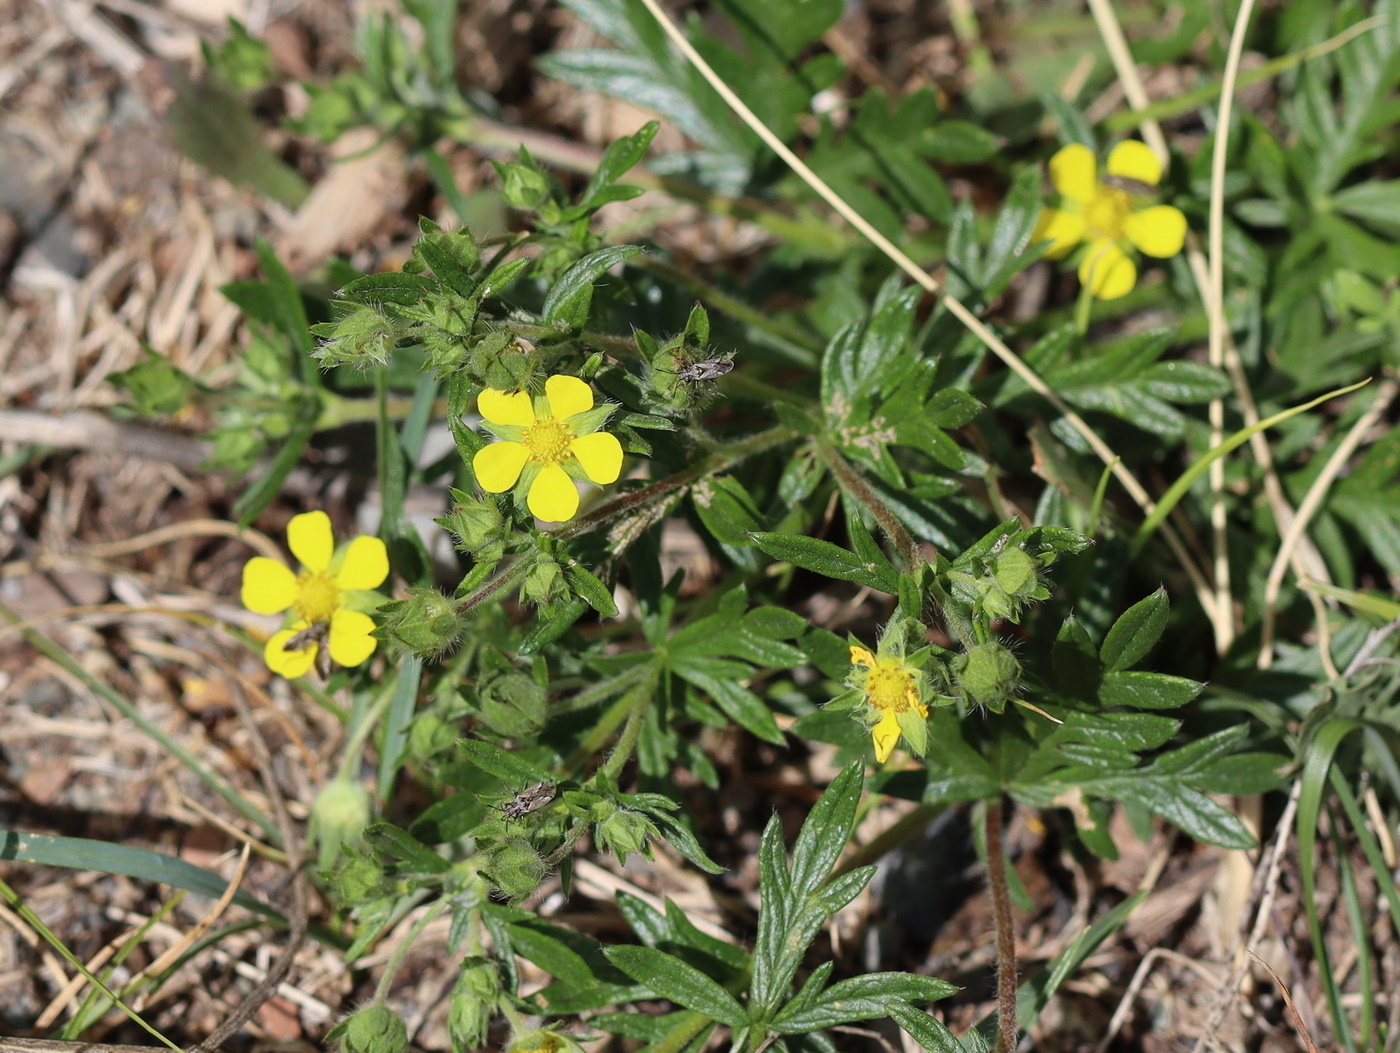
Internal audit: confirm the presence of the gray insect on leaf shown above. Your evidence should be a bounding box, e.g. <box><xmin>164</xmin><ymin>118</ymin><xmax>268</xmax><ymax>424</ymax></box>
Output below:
<box><xmin>500</xmin><ymin>780</ymin><xmax>557</xmax><ymax>820</ymax></box>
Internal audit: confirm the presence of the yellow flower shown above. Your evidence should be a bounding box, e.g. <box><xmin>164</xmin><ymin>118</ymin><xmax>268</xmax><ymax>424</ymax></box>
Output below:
<box><xmin>241</xmin><ymin>511</ymin><xmax>389</xmax><ymax>677</ymax></box>
<box><xmin>848</xmin><ymin>644</ymin><xmax>929</xmax><ymax>764</ymax></box>
<box><xmin>1034</xmin><ymin>141</ymin><xmax>1188</xmax><ymax>300</ymax></box>
<box><xmin>472</xmin><ymin>374</ymin><xmax>623</xmax><ymax>523</ymax></box>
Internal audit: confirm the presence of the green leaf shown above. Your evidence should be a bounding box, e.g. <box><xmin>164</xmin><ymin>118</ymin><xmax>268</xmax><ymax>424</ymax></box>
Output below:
<box><xmin>456</xmin><ymin>738</ymin><xmax>555</xmax><ymax>786</ymax></box>
<box><xmin>338</xmin><ymin>272</ymin><xmax>437</xmax><ymax>307</ymax></box>
<box><xmin>923</xmin><ymin>120</ymin><xmax>999</xmax><ymax>163</ymax></box>
<box><xmin>542</xmin><ymin>244</ymin><xmax>646</xmax><ymax>330</ymax></box>
<box><xmin>789</xmin><ymin>761</ymin><xmax>864</xmax><ymax>897</ymax></box>
<box><xmin>693</xmin><ymin>475</ymin><xmax>762</xmax><ymax>546</ymax></box>
<box><xmin>639</xmin><ymin>808</ymin><xmax>726</xmax><ymax>875</ymax></box>
<box><xmin>1099</xmin><ymin>588</ymin><xmax>1169</xmax><ymax>672</ymax></box>
<box><xmin>1098</xmin><ymin>671</ymin><xmax>1202</xmax><ymax>710</ymax></box>
<box><xmin>233</xmin><ymin>420</ymin><xmax>317</xmax><ymax>528</ymax></box>
<box><xmin>1138</xmin><ymin>361</ymin><xmax>1232</xmax><ymax>403</ymax></box>
<box><xmin>363</xmin><ymin>822</ymin><xmax>449</xmax><ymax>874</ymax></box>
<box><xmin>886</xmin><ymin>1000</ymin><xmax>962</xmax><ymax>1053</ymax></box>
<box><xmin>673</xmin><ymin>657</ymin><xmax>785</xmax><ymax>745</ymax></box>
<box><xmin>811</xmin><ymin>865</ymin><xmax>875</xmax><ymax>915</ymax></box>
<box><xmin>564</xmin><ymin>561</ymin><xmax>619</xmax><ymax>617</ymax></box>
<box><xmin>579</xmin><ymin>121</ymin><xmax>658</xmax><ymax>210</ymax></box>
<box><xmin>753</xmin><ymin>532</ymin><xmax>899</xmax><ymax>593</ymax></box>
<box><xmin>1111</xmin><ymin>780</ymin><xmax>1256</xmax><ymax>849</ymax></box>
<box><xmin>1333</xmin><ymin>179</ymin><xmax>1400</xmax><ymax>236</ymax></box>
<box><xmin>773</xmin><ymin>972</ymin><xmax>956</xmax><ymax>1032</ymax></box>
<box><xmin>508</xmin><ymin>922</ymin><xmax>598</xmax><ymax>986</ymax></box>
<box><xmin>0</xmin><ymin>832</ymin><xmax>283</xmax><ymax>921</ymax></box>
<box><xmin>604</xmin><ymin>946</ymin><xmax>748</xmax><ymax>1027</ymax></box>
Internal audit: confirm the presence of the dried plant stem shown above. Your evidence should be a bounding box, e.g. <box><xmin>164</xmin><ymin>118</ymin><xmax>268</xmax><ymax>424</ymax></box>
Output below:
<box><xmin>1202</xmin><ymin>0</ymin><xmax>1261</xmax><ymax>655</ymax></box>
<box><xmin>1259</xmin><ymin>377</ymin><xmax>1400</xmax><ymax>671</ymax></box>
<box><xmin>632</xmin><ymin>0</ymin><xmax>1218</xmax><ymax>626</ymax></box>
<box><xmin>985</xmin><ymin>798</ymin><xmax>1019</xmax><ymax>1053</ymax></box>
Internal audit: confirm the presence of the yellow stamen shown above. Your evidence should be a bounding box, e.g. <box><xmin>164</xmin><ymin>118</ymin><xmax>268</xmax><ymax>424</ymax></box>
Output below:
<box><xmin>295</xmin><ymin>570</ymin><xmax>341</xmax><ymax>624</ymax></box>
<box><xmin>1084</xmin><ymin>187</ymin><xmax>1130</xmax><ymax>240</ymax></box>
<box><xmin>523</xmin><ymin>417</ymin><xmax>573</xmax><ymax>465</ymax></box>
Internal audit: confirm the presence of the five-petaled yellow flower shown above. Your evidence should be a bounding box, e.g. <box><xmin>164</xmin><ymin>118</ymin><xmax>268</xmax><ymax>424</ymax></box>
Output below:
<box><xmin>1034</xmin><ymin>141</ymin><xmax>1187</xmax><ymax>301</ymax></box>
<box><xmin>848</xmin><ymin>644</ymin><xmax>929</xmax><ymax>764</ymax></box>
<box><xmin>241</xmin><ymin>511</ymin><xmax>389</xmax><ymax>678</ymax></box>
<box><xmin>472</xmin><ymin>374</ymin><xmax>623</xmax><ymax>523</ymax></box>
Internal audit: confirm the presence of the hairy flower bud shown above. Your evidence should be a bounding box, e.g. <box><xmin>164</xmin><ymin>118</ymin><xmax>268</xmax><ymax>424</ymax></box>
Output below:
<box><xmin>310</xmin><ymin>777</ymin><xmax>373</xmax><ymax>870</ymax></box>
<box><xmin>953</xmin><ymin>642</ymin><xmax>1022</xmax><ymax>714</ymax></box>
<box><xmin>448</xmin><ymin>958</ymin><xmax>499</xmax><ymax>1050</ymax></box>
<box><xmin>437</xmin><ymin>490</ymin><xmax>505</xmax><ymax>562</ymax></box>
<box><xmin>377</xmin><ymin>587</ymin><xmax>464</xmax><ymax>659</ymax></box>
<box><xmin>335</xmin><ymin>1003</ymin><xmax>408</xmax><ymax>1053</ymax></box>
<box><xmin>481</xmin><ymin>837</ymin><xmax>548</xmax><ymax>901</ymax></box>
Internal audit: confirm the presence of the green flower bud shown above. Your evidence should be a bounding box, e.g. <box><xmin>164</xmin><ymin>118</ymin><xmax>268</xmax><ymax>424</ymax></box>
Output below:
<box><xmin>478</xmin><ymin>333</ymin><xmax>534</xmax><ymax>393</ymax></box>
<box><xmin>335</xmin><ymin>1003</ymin><xmax>408</xmax><ymax>1053</ymax></box>
<box><xmin>378</xmin><ymin>587</ymin><xmax>464</xmax><ymax>659</ymax></box>
<box><xmin>448</xmin><ymin>958</ymin><xmax>499</xmax><ymax>1050</ymax></box>
<box><xmin>481</xmin><ymin>837</ymin><xmax>548</xmax><ymax>901</ymax></box>
<box><xmin>521</xmin><ymin>560</ymin><xmax>567</xmax><ymax>609</ymax></box>
<box><xmin>953</xmin><ymin>642</ymin><xmax>1022</xmax><ymax>714</ymax></box>
<box><xmin>437</xmin><ymin>491</ymin><xmax>505</xmax><ymax>561</ymax></box>
<box><xmin>507</xmin><ymin>1029</ymin><xmax>584</xmax><ymax>1053</ymax></box>
<box><xmin>310</xmin><ymin>777</ymin><xmax>373</xmax><ymax>870</ymax></box>
<box><xmin>494</xmin><ymin>159</ymin><xmax>551</xmax><ymax>212</ymax></box>
<box><xmin>309</xmin><ymin>308</ymin><xmax>399</xmax><ymax>369</ymax></box>
<box><xmin>595</xmin><ymin>809</ymin><xmax>656</xmax><ymax>865</ymax></box>
<box><xmin>329</xmin><ymin>848</ymin><xmax>389</xmax><ymax>905</ymax></box>
<box><xmin>110</xmin><ymin>351</ymin><xmax>193</xmax><ymax>416</ymax></box>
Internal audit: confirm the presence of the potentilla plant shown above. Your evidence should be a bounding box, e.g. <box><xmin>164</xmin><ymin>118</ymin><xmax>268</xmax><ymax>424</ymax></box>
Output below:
<box><xmin>212</xmin><ymin>133</ymin><xmax>1273</xmax><ymax>1047</ymax></box>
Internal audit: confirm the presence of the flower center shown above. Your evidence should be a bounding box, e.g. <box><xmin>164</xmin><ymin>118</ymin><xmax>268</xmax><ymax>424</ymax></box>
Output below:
<box><xmin>863</xmin><ymin>655</ymin><xmax>923</xmax><ymax>715</ymax></box>
<box><xmin>1084</xmin><ymin>186</ymin><xmax>1130</xmax><ymax>239</ymax></box>
<box><xmin>523</xmin><ymin>416</ymin><xmax>573</xmax><ymax>465</ymax></box>
<box><xmin>295</xmin><ymin>570</ymin><xmax>341</xmax><ymax>624</ymax></box>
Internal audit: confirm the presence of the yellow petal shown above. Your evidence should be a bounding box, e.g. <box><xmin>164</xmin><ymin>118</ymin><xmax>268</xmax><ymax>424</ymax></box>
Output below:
<box><xmin>336</xmin><ymin>535</ymin><xmax>390</xmax><ymax>590</ymax></box>
<box><xmin>1049</xmin><ymin>143</ymin><xmax>1097</xmax><ymax>204</ymax></box>
<box><xmin>1122</xmin><ymin>205</ymin><xmax>1187</xmax><ymax>258</ymax></box>
<box><xmin>288</xmin><ymin>511</ymin><xmax>334</xmax><ymax>572</ymax></box>
<box><xmin>242</xmin><ymin>557</ymin><xmax>297</xmax><ymax>614</ymax></box>
<box><xmin>1033</xmin><ymin>207</ymin><xmax>1086</xmax><ymax>259</ymax></box>
<box><xmin>545</xmin><ymin>374</ymin><xmax>594</xmax><ymax>420</ymax></box>
<box><xmin>1079</xmin><ymin>240</ymin><xmax>1137</xmax><ymax>300</ymax></box>
<box><xmin>473</xmin><ymin>441</ymin><xmax>530</xmax><ymax>493</ymax></box>
<box><xmin>527</xmin><ymin>461</ymin><xmax>580</xmax><ymax>522</ymax></box>
<box><xmin>871</xmin><ymin>710</ymin><xmax>901</xmax><ymax>764</ymax></box>
<box><xmin>329</xmin><ymin>609</ymin><xmax>377</xmax><ymax>667</ymax></box>
<box><xmin>266</xmin><ymin>628</ymin><xmax>317</xmax><ymax>678</ymax></box>
<box><xmin>479</xmin><ymin>388</ymin><xmax>536</xmax><ymax>427</ymax></box>
<box><xmin>849</xmin><ymin>645</ymin><xmax>875</xmax><ymax>667</ymax></box>
<box><xmin>570</xmin><ymin>431</ymin><xmax>623</xmax><ymax>485</ymax></box>
<box><xmin>1106</xmin><ymin>140</ymin><xmax>1162</xmax><ymax>187</ymax></box>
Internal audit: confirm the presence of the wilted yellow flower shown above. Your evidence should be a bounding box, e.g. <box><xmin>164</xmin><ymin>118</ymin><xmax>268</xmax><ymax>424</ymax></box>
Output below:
<box><xmin>241</xmin><ymin>511</ymin><xmax>388</xmax><ymax>677</ymax></box>
<box><xmin>472</xmin><ymin>374</ymin><xmax>623</xmax><ymax>523</ymax></box>
<box><xmin>1034</xmin><ymin>141</ymin><xmax>1187</xmax><ymax>300</ymax></box>
<box><xmin>848</xmin><ymin>644</ymin><xmax>929</xmax><ymax>764</ymax></box>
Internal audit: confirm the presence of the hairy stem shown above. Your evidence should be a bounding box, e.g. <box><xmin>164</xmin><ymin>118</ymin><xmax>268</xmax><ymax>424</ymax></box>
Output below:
<box><xmin>816</xmin><ymin>439</ymin><xmax>923</xmax><ymax>569</ymax></box>
<box><xmin>985</xmin><ymin>797</ymin><xmax>1018</xmax><ymax>1053</ymax></box>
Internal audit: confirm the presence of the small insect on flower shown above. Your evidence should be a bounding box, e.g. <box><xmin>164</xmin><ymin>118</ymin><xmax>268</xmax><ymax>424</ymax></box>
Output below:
<box><xmin>670</xmin><ymin>356</ymin><xmax>735</xmax><ymax>383</ymax></box>
<box><xmin>500</xmin><ymin>781</ymin><xmax>557</xmax><ymax>820</ymax></box>
<box><xmin>283</xmin><ymin>621</ymin><xmax>333</xmax><ymax>679</ymax></box>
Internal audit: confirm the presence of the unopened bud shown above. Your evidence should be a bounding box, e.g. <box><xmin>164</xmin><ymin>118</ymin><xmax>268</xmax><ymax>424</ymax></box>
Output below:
<box><xmin>481</xmin><ymin>837</ymin><xmax>548</xmax><ymax>901</ymax></box>
<box><xmin>954</xmin><ymin>642</ymin><xmax>1022</xmax><ymax>714</ymax></box>
<box><xmin>378</xmin><ymin>587</ymin><xmax>463</xmax><ymax>659</ymax></box>
<box><xmin>310</xmin><ymin>777</ymin><xmax>373</xmax><ymax>870</ymax></box>
<box><xmin>336</xmin><ymin>1003</ymin><xmax>408</xmax><ymax>1053</ymax></box>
